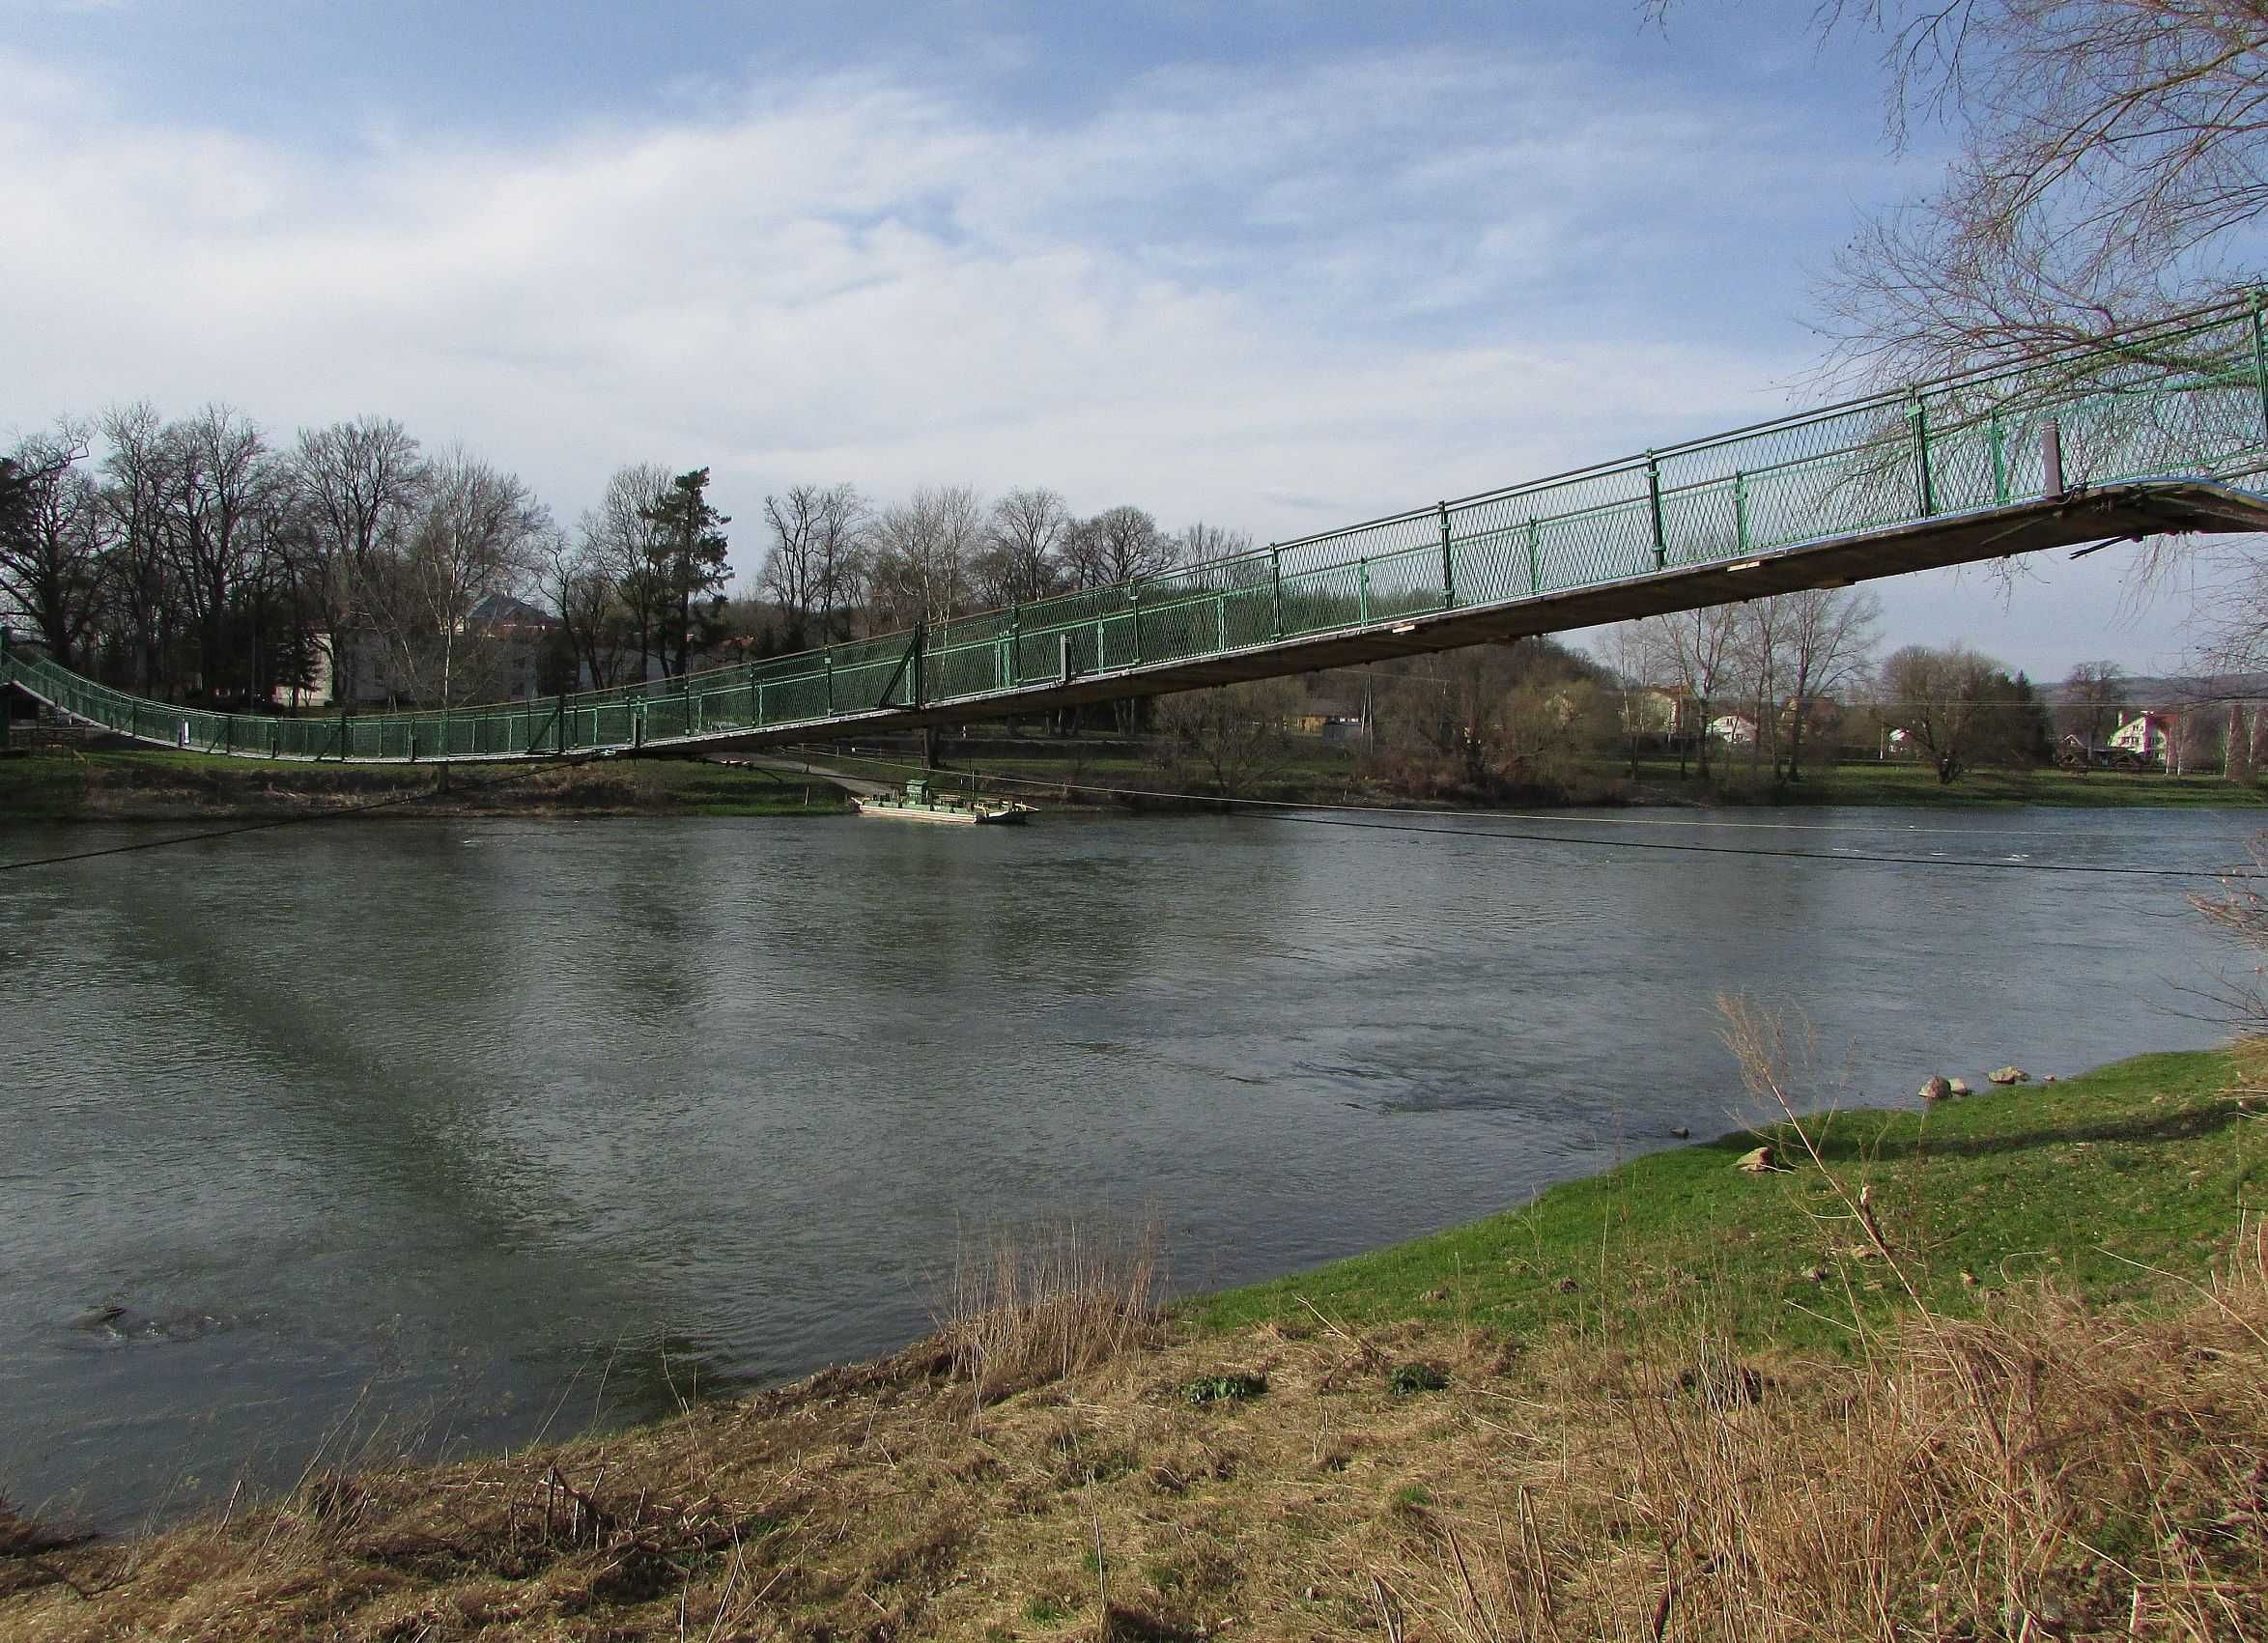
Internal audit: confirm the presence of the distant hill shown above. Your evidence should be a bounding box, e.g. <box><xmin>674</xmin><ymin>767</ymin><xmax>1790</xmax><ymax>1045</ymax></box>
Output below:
<box><xmin>2036</xmin><ymin>672</ymin><xmax>2268</xmax><ymax>708</ymax></box>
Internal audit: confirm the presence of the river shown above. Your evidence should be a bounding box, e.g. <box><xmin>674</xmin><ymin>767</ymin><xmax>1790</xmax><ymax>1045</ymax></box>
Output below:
<box><xmin>0</xmin><ymin>805</ymin><xmax>2254</xmax><ymax>1526</ymax></box>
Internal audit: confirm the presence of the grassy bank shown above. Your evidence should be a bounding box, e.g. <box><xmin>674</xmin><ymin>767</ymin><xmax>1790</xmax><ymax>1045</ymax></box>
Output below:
<box><xmin>808</xmin><ymin>740</ymin><xmax>2268</xmax><ymax>811</ymax></box>
<box><xmin>4</xmin><ymin>1046</ymin><xmax>2263</xmax><ymax>1639</ymax></box>
<box><xmin>1660</xmin><ymin>756</ymin><xmax>2268</xmax><ymax>807</ymax></box>
<box><xmin>0</xmin><ymin>747</ymin><xmax>851</xmax><ymax>822</ymax></box>
<box><xmin>1192</xmin><ymin>1047</ymin><xmax>2264</xmax><ymax>1353</ymax></box>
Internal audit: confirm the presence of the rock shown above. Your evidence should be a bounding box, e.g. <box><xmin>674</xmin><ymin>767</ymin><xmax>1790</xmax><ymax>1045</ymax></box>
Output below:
<box><xmin>1947</xmin><ymin>1077</ymin><xmax>1972</xmax><ymax>1096</ymax></box>
<box><xmin>1735</xmin><ymin>1146</ymin><xmax>1775</xmax><ymax>1173</ymax></box>
<box><xmin>1989</xmin><ymin>1065</ymin><xmax>2029</xmax><ymax>1086</ymax></box>
<box><xmin>1670</xmin><ymin>1125</ymin><xmax>1690</xmax><ymax>1140</ymax></box>
<box><xmin>1919</xmin><ymin>1075</ymin><xmax>1951</xmax><ymax>1101</ymax></box>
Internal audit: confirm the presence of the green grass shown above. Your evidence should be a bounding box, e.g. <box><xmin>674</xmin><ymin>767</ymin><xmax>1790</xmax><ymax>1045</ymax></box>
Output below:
<box><xmin>1667</xmin><ymin>756</ymin><xmax>2268</xmax><ymax>807</ymax></box>
<box><xmin>1184</xmin><ymin>1049</ymin><xmax>2267</xmax><ymax>1355</ymax></box>
<box><xmin>808</xmin><ymin>739</ymin><xmax>2268</xmax><ymax>809</ymax></box>
<box><xmin>0</xmin><ymin>747</ymin><xmax>851</xmax><ymax>820</ymax></box>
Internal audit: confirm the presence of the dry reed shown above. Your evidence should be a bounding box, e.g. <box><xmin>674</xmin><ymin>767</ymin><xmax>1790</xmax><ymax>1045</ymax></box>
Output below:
<box><xmin>933</xmin><ymin>1213</ymin><xmax>1167</xmax><ymax>1418</ymax></box>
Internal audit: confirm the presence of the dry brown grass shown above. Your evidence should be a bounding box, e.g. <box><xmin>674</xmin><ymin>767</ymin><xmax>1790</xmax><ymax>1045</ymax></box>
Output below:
<box><xmin>7</xmin><ymin>1050</ymin><xmax>2267</xmax><ymax>1641</ymax></box>
<box><xmin>1400</xmin><ymin>1220</ymin><xmax>2268</xmax><ymax>1642</ymax></box>
<box><xmin>935</xmin><ymin>1215</ymin><xmax>1166</xmax><ymax>1419</ymax></box>
<box><xmin>3</xmin><ymin>1246</ymin><xmax>2262</xmax><ymax>1641</ymax></box>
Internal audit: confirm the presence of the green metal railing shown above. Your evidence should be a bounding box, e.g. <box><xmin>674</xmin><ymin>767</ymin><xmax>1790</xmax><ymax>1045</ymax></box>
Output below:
<box><xmin>9</xmin><ymin>302</ymin><xmax>2268</xmax><ymax>762</ymax></box>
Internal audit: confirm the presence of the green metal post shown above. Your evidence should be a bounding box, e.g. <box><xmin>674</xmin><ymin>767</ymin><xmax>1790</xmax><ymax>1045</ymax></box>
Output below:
<box><xmin>1734</xmin><ymin>471</ymin><xmax>1749</xmax><ymax>552</ymax></box>
<box><xmin>1989</xmin><ymin>414</ymin><xmax>2007</xmax><ymax>504</ymax></box>
<box><xmin>825</xmin><ymin>653</ymin><xmax>836</xmax><ymax>715</ymax></box>
<box><xmin>1131</xmin><ymin>587</ymin><xmax>1143</xmax><ymax>664</ymax></box>
<box><xmin>910</xmin><ymin>624</ymin><xmax>924</xmax><ymax>706</ymax></box>
<box><xmin>1438</xmin><ymin>501</ymin><xmax>1455</xmax><ymax>609</ymax></box>
<box><xmin>1526</xmin><ymin>519</ymin><xmax>1541</xmax><ymax>594</ymax></box>
<box><xmin>1358</xmin><ymin>558</ymin><xmax>1370</xmax><ymax>624</ymax></box>
<box><xmin>409</xmin><ymin>728</ymin><xmax>418</xmax><ymax>762</ymax></box>
<box><xmin>1911</xmin><ymin>392</ymin><xmax>1936</xmax><ymax>516</ymax></box>
<box><xmin>556</xmin><ymin>694</ymin><xmax>567</xmax><ymax>754</ymax></box>
<box><xmin>1008</xmin><ymin>601</ymin><xmax>1021</xmax><ymax>685</ymax></box>
<box><xmin>2252</xmin><ymin>302</ymin><xmax>2268</xmax><ymax>448</ymax></box>
<box><xmin>1647</xmin><ymin>452</ymin><xmax>1666</xmax><ymax>570</ymax></box>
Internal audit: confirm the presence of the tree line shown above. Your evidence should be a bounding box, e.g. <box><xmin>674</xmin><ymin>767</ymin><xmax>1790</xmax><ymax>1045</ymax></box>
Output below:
<box><xmin>0</xmin><ymin>408</ymin><xmax>730</xmax><ymax>711</ymax></box>
<box><xmin>0</xmin><ymin>407</ymin><xmax>1246</xmax><ymax>714</ymax></box>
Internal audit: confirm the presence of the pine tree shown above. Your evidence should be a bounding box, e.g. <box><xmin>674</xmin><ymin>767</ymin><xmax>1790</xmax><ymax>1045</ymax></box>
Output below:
<box><xmin>638</xmin><ymin>468</ymin><xmax>731</xmax><ymax>678</ymax></box>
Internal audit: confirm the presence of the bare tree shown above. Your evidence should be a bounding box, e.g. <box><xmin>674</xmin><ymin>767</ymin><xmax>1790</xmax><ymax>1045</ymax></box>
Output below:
<box><xmin>972</xmin><ymin>487</ymin><xmax>1070</xmax><ymax>609</ymax></box>
<box><xmin>1877</xmin><ymin>641</ymin><xmax>2051</xmax><ymax>781</ymax></box>
<box><xmin>98</xmin><ymin>402</ymin><xmax>177</xmax><ymax>694</ymax></box>
<box><xmin>1594</xmin><ymin>619</ymin><xmax>1656</xmax><ymax>778</ymax></box>
<box><xmin>371</xmin><ymin>451</ymin><xmax>550</xmax><ymax>706</ymax></box>
<box><xmin>812</xmin><ymin>484</ymin><xmax>869</xmax><ymax>643</ymax></box>
<box><xmin>580</xmin><ymin>464</ymin><xmax>671</xmax><ymax>682</ymax></box>
<box><xmin>1730</xmin><ymin>597</ymin><xmax>1790</xmax><ymax>782</ymax></box>
<box><xmin>761</xmin><ymin>485</ymin><xmax>827</xmax><ymax>647</ymax></box>
<box><xmin>1775</xmin><ymin>587</ymin><xmax>1884</xmax><ymax>781</ymax></box>
<box><xmin>1063</xmin><ymin>505</ymin><xmax>1176</xmax><ymax>589</ymax></box>
<box><xmin>1646</xmin><ymin>603</ymin><xmax>1741</xmax><ymax>779</ymax></box>
<box><xmin>1176</xmin><ymin>522</ymin><xmax>1254</xmax><ymax>566</ymax></box>
<box><xmin>159</xmin><ymin>404</ymin><xmax>272</xmax><ymax>699</ymax></box>
<box><xmin>2057</xmin><ymin>659</ymin><xmax>2129</xmax><ymax>753</ymax></box>
<box><xmin>1152</xmin><ymin>676</ymin><xmax>1304</xmax><ymax>797</ymax></box>
<box><xmin>1769</xmin><ymin>2</ymin><xmax>2268</xmax><ymax>378</ymax></box>
<box><xmin>762</xmin><ymin>483</ymin><xmax>872</xmax><ymax>647</ymax></box>
<box><xmin>0</xmin><ymin>424</ymin><xmax>106</xmax><ymax>667</ymax></box>
<box><xmin>539</xmin><ymin>526</ymin><xmax>633</xmax><ymax>691</ymax></box>
<box><xmin>290</xmin><ymin>416</ymin><xmax>429</xmax><ymax>706</ymax></box>
<box><xmin>868</xmin><ymin>484</ymin><xmax>984</xmax><ymax>631</ymax></box>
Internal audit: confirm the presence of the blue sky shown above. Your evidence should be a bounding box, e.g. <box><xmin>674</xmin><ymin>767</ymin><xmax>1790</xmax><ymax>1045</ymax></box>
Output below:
<box><xmin>0</xmin><ymin>0</ymin><xmax>2214</xmax><ymax>677</ymax></box>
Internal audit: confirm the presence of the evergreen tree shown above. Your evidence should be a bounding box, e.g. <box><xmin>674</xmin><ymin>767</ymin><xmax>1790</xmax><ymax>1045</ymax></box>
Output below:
<box><xmin>638</xmin><ymin>467</ymin><xmax>731</xmax><ymax>678</ymax></box>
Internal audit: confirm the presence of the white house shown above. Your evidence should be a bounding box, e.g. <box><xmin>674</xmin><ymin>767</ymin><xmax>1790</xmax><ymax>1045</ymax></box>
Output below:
<box><xmin>2109</xmin><ymin>710</ymin><xmax>2173</xmax><ymax>761</ymax></box>
<box><xmin>1708</xmin><ymin>712</ymin><xmax>1757</xmax><ymax>745</ymax></box>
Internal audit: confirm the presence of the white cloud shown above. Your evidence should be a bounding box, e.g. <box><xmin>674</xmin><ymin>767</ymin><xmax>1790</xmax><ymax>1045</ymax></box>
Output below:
<box><xmin>0</xmin><ymin>44</ymin><xmax>1868</xmax><ymax>567</ymax></box>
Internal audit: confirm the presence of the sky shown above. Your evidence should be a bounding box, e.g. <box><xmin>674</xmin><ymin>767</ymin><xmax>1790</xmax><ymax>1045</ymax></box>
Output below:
<box><xmin>0</xmin><ymin>0</ymin><xmax>2225</xmax><ymax>679</ymax></box>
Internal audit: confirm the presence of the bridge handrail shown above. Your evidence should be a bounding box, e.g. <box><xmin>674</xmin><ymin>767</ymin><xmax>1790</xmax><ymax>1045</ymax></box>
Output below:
<box><xmin>7</xmin><ymin>298</ymin><xmax>2265</xmax><ymax>760</ymax></box>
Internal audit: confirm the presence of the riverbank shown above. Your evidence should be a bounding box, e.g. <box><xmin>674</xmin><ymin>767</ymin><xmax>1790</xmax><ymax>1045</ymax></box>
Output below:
<box><xmin>6</xmin><ymin>1045</ymin><xmax>2262</xmax><ymax>1640</ymax></box>
<box><xmin>7</xmin><ymin>739</ymin><xmax>2267</xmax><ymax>824</ymax></box>
<box><xmin>805</xmin><ymin>742</ymin><xmax>2268</xmax><ymax>811</ymax></box>
<box><xmin>0</xmin><ymin>747</ymin><xmax>852</xmax><ymax>821</ymax></box>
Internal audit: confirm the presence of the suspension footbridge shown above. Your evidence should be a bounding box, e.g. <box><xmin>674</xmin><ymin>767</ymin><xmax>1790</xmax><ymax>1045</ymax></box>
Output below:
<box><xmin>12</xmin><ymin>305</ymin><xmax>2268</xmax><ymax>764</ymax></box>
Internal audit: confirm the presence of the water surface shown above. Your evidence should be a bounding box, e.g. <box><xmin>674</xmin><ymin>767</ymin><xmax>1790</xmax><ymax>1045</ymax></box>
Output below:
<box><xmin>0</xmin><ymin>805</ymin><xmax>2251</xmax><ymax>1524</ymax></box>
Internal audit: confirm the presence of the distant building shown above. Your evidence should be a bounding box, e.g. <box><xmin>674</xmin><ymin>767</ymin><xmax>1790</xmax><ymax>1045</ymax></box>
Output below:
<box><xmin>1709</xmin><ymin>712</ymin><xmax>1758</xmax><ymax>745</ymax></box>
<box><xmin>1290</xmin><ymin>696</ymin><xmax>1366</xmax><ymax>741</ymax></box>
<box><xmin>317</xmin><ymin>594</ymin><xmax>566</xmax><ymax>708</ymax></box>
<box><xmin>2110</xmin><ymin>710</ymin><xmax>2174</xmax><ymax>761</ymax></box>
<box><xmin>1623</xmin><ymin>685</ymin><xmax>1706</xmax><ymax>739</ymax></box>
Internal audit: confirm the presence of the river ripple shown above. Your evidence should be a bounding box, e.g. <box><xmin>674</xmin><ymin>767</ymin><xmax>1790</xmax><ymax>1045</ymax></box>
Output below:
<box><xmin>0</xmin><ymin>806</ymin><xmax>2254</xmax><ymax>1523</ymax></box>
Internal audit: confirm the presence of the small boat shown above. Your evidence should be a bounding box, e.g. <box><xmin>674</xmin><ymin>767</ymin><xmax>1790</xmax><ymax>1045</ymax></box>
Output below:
<box><xmin>853</xmin><ymin>777</ymin><xmax>1034</xmax><ymax>826</ymax></box>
